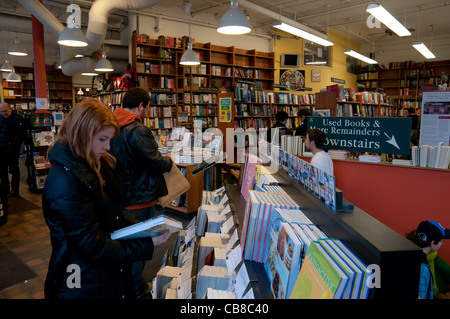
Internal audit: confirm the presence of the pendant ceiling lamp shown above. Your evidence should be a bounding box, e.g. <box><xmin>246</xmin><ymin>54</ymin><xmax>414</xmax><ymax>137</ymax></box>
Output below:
<box><xmin>95</xmin><ymin>51</ymin><xmax>114</xmax><ymax>72</ymax></box>
<box><xmin>58</xmin><ymin>26</ymin><xmax>88</xmax><ymax>47</ymax></box>
<box><xmin>6</xmin><ymin>67</ymin><xmax>21</xmax><ymax>82</ymax></box>
<box><xmin>8</xmin><ymin>34</ymin><xmax>27</xmax><ymax>56</ymax></box>
<box><xmin>1</xmin><ymin>59</ymin><xmax>13</xmax><ymax>72</ymax></box>
<box><xmin>180</xmin><ymin>2</ymin><xmax>200</xmax><ymax>66</ymax></box>
<box><xmin>58</xmin><ymin>2</ymin><xmax>88</xmax><ymax>47</ymax></box>
<box><xmin>217</xmin><ymin>0</ymin><xmax>251</xmax><ymax>35</ymax></box>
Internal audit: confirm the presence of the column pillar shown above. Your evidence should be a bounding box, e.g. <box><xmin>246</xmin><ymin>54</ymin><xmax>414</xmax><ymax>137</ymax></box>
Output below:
<box><xmin>32</xmin><ymin>0</ymin><xmax>48</xmax><ymax>112</ymax></box>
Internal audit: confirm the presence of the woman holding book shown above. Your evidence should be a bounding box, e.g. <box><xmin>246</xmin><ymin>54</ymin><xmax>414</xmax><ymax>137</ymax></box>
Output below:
<box><xmin>42</xmin><ymin>99</ymin><xmax>170</xmax><ymax>299</ymax></box>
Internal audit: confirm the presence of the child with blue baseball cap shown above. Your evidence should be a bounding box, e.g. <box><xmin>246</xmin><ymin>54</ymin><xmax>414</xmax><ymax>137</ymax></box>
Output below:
<box><xmin>406</xmin><ymin>220</ymin><xmax>450</xmax><ymax>299</ymax></box>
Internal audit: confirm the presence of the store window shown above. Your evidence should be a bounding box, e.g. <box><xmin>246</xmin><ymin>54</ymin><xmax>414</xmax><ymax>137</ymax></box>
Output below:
<box><xmin>346</xmin><ymin>55</ymin><xmax>358</xmax><ymax>74</ymax></box>
<box><xmin>303</xmin><ymin>41</ymin><xmax>330</xmax><ymax>67</ymax></box>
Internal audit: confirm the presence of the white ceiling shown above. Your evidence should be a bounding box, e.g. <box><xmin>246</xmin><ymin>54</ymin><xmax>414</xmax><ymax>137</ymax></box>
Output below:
<box><xmin>0</xmin><ymin>0</ymin><xmax>449</xmax><ymax>67</ymax></box>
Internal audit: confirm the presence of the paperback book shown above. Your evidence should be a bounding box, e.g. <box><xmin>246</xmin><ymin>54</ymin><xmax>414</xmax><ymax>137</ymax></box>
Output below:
<box><xmin>264</xmin><ymin>222</ymin><xmax>303</xmax><ymax>299</ymax></box>
<box><xmin>111</xmin><ymin>215</ymin><xmax>183</xmax><ymax>240</ymax></box>
<box><xmin>240</xmin><ymin>190</ymin><xmax>300</xmax><ymax>262</ymax></box>
<box><xmin>289</xmin><ymin>241</ymin><xmax>349</xmax><ymax>299</ymax></box>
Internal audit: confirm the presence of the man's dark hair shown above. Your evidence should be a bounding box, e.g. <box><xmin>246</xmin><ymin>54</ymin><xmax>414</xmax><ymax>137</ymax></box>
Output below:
<box><xmin>122</xmin><ymin>87</ymin><xmax>150</xmax><ymax>109</ymax></box>
<box><xmin>276</xmin><ymin>110</ymin><xmax>289</xmax><ymax>122</ymax></box>
<box><xmin>306</xmin><ymin>128</ymin><xmax>327</xmax><ymax>149</ymax></box>
<box><xmin>298</xmin><ymin>107</ymin><xmax>311</xmax><ymax>117</ymax></box>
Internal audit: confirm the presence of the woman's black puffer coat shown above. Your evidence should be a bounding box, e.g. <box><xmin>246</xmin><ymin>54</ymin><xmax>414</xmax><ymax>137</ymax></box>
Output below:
<box><xmin>42</xmin><ymin>141</ymin><xmax>155</xmax><ymax>299</ymax></box>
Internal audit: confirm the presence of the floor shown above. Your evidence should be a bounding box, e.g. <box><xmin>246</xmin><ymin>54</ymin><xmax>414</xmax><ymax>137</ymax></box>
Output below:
<box><xmin>0</xmin><ymin>167</ymin><xmax>48</xmax><ymax>299</ymax></box>
<box><xmin>0</xmin><ymin>158</ymin><xmax>193</xmax><ymax>299</ymax></box>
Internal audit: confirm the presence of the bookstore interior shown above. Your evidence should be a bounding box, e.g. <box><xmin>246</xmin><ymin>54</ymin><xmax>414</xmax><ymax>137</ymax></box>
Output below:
<box><xmin>1</xmin><ymin>0</ymin><xmax>450</xmax><ymax>303</ymax></box>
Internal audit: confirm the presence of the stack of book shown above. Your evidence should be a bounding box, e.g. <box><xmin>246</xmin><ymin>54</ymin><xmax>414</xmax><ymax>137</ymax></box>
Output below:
<box><xmin>413</xmin><ymin>143</ymin><xmax>450</xmax><ymax>169</ymax></box>
<box><xmin>328</xmin><ymin>149</ymin><xmax>349</xmax><ymax>160</ymax></box>
<box><xmin>241</xmin><ymin>190</ymin><xmax>301</xmax><ymax>262</ymax></box>
<box><xmin>290</xmin><ymin>239</ymin><xmax>372</xmax><ymax>299</ymax></box>
<box><xmin>264</xmin><ymin>208</ymin><xmax>323</xmax><ymax>299</ymax></box>
<box><xmin>359</xmin><ymin>154</ymin><xmax>382</xmax><ymax>163</ymax></box>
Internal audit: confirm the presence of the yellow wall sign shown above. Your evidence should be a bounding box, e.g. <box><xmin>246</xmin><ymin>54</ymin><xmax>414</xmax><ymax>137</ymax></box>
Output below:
<box><xmin>219</xmin><ymin>97</ymin><xmax>232</xmax><ymax>122</ymax></box>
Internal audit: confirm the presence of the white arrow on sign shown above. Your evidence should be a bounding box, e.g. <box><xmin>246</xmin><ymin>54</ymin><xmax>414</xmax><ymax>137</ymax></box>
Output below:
<box><xmin>384</xmin><ymin>133</ymin><xmax>400</xmax><ymax>150</ymax></box>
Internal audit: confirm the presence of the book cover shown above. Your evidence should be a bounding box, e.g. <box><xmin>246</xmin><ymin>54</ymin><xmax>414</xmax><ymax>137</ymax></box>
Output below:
<box><xmin>317</xmin><ymin>239</ymin><xmax>355</xmax><ymax>299</ymax></box>
<box><xmin>240</xmin><ymin>154</ymin><xmax>261</xmax><ymax>201</ymax></box>
<box><xmin>111</xmin><ymin>215</ymin><xmax>183</xmax><ymax>240</ymax></box>
<box><xmin>290</xmin><ymin>241</ymin><xmax>348</xmax><ymax>299</ymax></box>
<box><xmin>265</xmin><ymin>222</ymin><xmax>303</xmax><ymax>299</ymax></box>
<box><xmin>332</xmin><ymin>239</ymin><xmax>372</xmax><ymax>299</ymax></box>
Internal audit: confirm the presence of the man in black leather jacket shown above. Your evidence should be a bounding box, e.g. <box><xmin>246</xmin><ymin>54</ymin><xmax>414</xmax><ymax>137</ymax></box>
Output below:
<box><xmin>0</xmin><ymin>102</ymin><xmax>25</xmax><ymax>196</ymax></box>
<box><xmin>110</xmin><ymin>87</ymin><xmax>173</xmax><ymax>298</ymax></box>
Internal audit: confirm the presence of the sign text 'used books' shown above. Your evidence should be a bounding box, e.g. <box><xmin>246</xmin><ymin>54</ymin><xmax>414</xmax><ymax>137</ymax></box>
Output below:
<box><xmin>308</xmin><ymin>116</ymin><xmax>412</xmax><ymax>155</ymax></box>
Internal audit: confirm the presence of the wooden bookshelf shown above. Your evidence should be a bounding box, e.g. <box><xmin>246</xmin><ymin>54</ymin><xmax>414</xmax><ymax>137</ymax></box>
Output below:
<box><xmin>357</xmin><ymin>60</ymin><xmax>450</xmax><ymax>116</ymax></box>
<box><xmin>131</xmin><ymin>32</ymin><xmax>275</xmax><ymax>132</ymax></box>
<box><xmin>1</xmin><ymin>67</ymin><xmax>73</xmax><ymax>110</ymax></box>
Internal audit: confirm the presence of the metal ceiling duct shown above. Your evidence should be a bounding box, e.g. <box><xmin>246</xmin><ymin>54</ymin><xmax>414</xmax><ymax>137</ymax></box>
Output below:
<box><xmin>18</xmin><ymin>0</ymin><xmax>165</xmax><ymax>76</ymax></box>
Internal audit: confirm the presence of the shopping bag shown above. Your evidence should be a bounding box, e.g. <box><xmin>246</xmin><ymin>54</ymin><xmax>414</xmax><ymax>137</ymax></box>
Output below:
<box><xmin>157</xmin><ymin>164</ymin><xmax>191</xmax><ymax>207</ymax></box>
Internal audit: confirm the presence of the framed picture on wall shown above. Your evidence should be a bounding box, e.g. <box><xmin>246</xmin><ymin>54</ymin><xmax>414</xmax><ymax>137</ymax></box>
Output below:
<box><xmin>279</xmin><ymin>69</ymin><xmax>305</xmax><ymax>91</ymax></box>
<box><xmin>311</xmin><ymin>69</ymin><xmax>321</xmax><ymax>82</ymax></box>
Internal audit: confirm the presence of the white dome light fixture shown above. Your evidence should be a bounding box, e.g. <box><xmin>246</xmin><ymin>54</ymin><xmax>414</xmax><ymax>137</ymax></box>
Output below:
<box><xmin>6</xmin><ymin>67</ymin><xmax>21</xmax><ymax>82</ymax></box>
<box><xmin>95</xmin><ymin>51</ymin><xmax>114</xmax><ymax>72</ymax></box>
<box><xmin>179</xmin><ymin>2</ymin><xmax>200</xmax><ymax>66</ymax></box>
<box><xmin>58</xmin><ymin>26</ymin><xmax>88</xmax><ymax>47</ymax></box>
<box><xmin>217</xmin><ymin>0</ymin><xmax>251</xmax><ymax>35</ymax></box>
<box><xmin>8</xmin><ymin>34</ymin><xmax>27</xmax><ymax>56</ymax></box>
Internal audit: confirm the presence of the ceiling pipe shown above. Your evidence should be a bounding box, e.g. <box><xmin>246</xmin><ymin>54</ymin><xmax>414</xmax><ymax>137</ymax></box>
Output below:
<box><xmin>18</xmin><ymin>0</ymin><xmax>165</xmax><ymax>76</ymax></box>
<box><xmin>238</xmin><ymin>0</ymin><xmax>329</xmax><ymax>39</ymax></box>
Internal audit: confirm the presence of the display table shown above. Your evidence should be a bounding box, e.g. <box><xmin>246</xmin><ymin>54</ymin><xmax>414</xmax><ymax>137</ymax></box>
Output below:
<box><xmin>226</xmin><ymin>169</ymin><xmax>422</xmax><ymax>299</ymax></box>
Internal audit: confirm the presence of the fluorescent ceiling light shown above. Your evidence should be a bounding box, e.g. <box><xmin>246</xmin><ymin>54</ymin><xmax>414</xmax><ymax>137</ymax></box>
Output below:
<box><xmin>273</xmin><ymin>22</ymin><xmax>333</xmax><ymax>47</ymax></box>
<box><xmin>344</xmin><ymin>50</ymin><xmax>377</xmax><ymax>64</ymax></box>
<box><xmin>305</xmin><ymin>61</ymin><xmax>327</xmax><ymax>65</ymax></box>
<box><xmin>217</xmin><ymin>0</ymin><xmax>251</xmax><ymax>35</ymax></box>
<box><xmin>58</xmin><ymin>26</ymin><xmax>88</xmax><ymax>47</ymax></box>
<box><xmin>180</xmin><ymin>42</ymin><xmax>200</xmax><ymax>65</ymax></box>
<box><xmin>412</xmin><ymin>42</ymin><xmax>436</xmax><ymax>59</ymax></box>
<box><xmin>8</xmin><ymin>36</ymin><xmax>27</xmax><ymax>56</ymax></box>
<box><xmin>81</xmin><ymin>72</ymin><xmax>98</xmax><ymax>76</ymax></box>
<box><xmin>366</xmin><ymin>4</ymin><xmax>411</xmax><ymax>37</ymax></box>
<box><xmin>95</xmin><ymin>52</ymin><xmax>114</xmax><ymax>72</ymax></box>
<box><xmin>6</xmin><ymin>68</ymin><xmax>21</xmax><ymax>82</ymax></box>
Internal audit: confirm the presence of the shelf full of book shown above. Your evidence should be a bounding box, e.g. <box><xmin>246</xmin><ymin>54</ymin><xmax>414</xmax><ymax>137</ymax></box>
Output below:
<box><xmin>1</xmin><ymin>67</ymin><xmax>73</xmax><ymax>110</ymax></box>
<box><xmin>357</xmin><ymin>60</ymin><xmax>450</xmax><ymax>116</ymax></box>
<box><xmin>315</xmin><ymin>91</ymin><xmax>393</xmax><ymax>118</ymax></box>
<box><xmin>131</xmin><ymin>32</ymin><xmax>276</xmax><ymax>133</ymax></box>
<box><xmin>24</xmin><ymin>112</ymin><xmax>58</xmax><ymax>191</ymax></box>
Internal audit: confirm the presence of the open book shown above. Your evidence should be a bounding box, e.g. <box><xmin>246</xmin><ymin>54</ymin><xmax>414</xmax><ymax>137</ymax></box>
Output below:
<box><xmin>111</xmin><ymin>215</ymin><xmax>183</xmax><ymax>240</ymax></box>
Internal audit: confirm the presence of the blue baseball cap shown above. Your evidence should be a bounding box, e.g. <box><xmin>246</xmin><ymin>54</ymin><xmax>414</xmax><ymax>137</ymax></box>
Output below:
<box><xmin>417</xmin><ymin>220</ymin><xmax>450</xmax><ymax>244</ymax></box>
